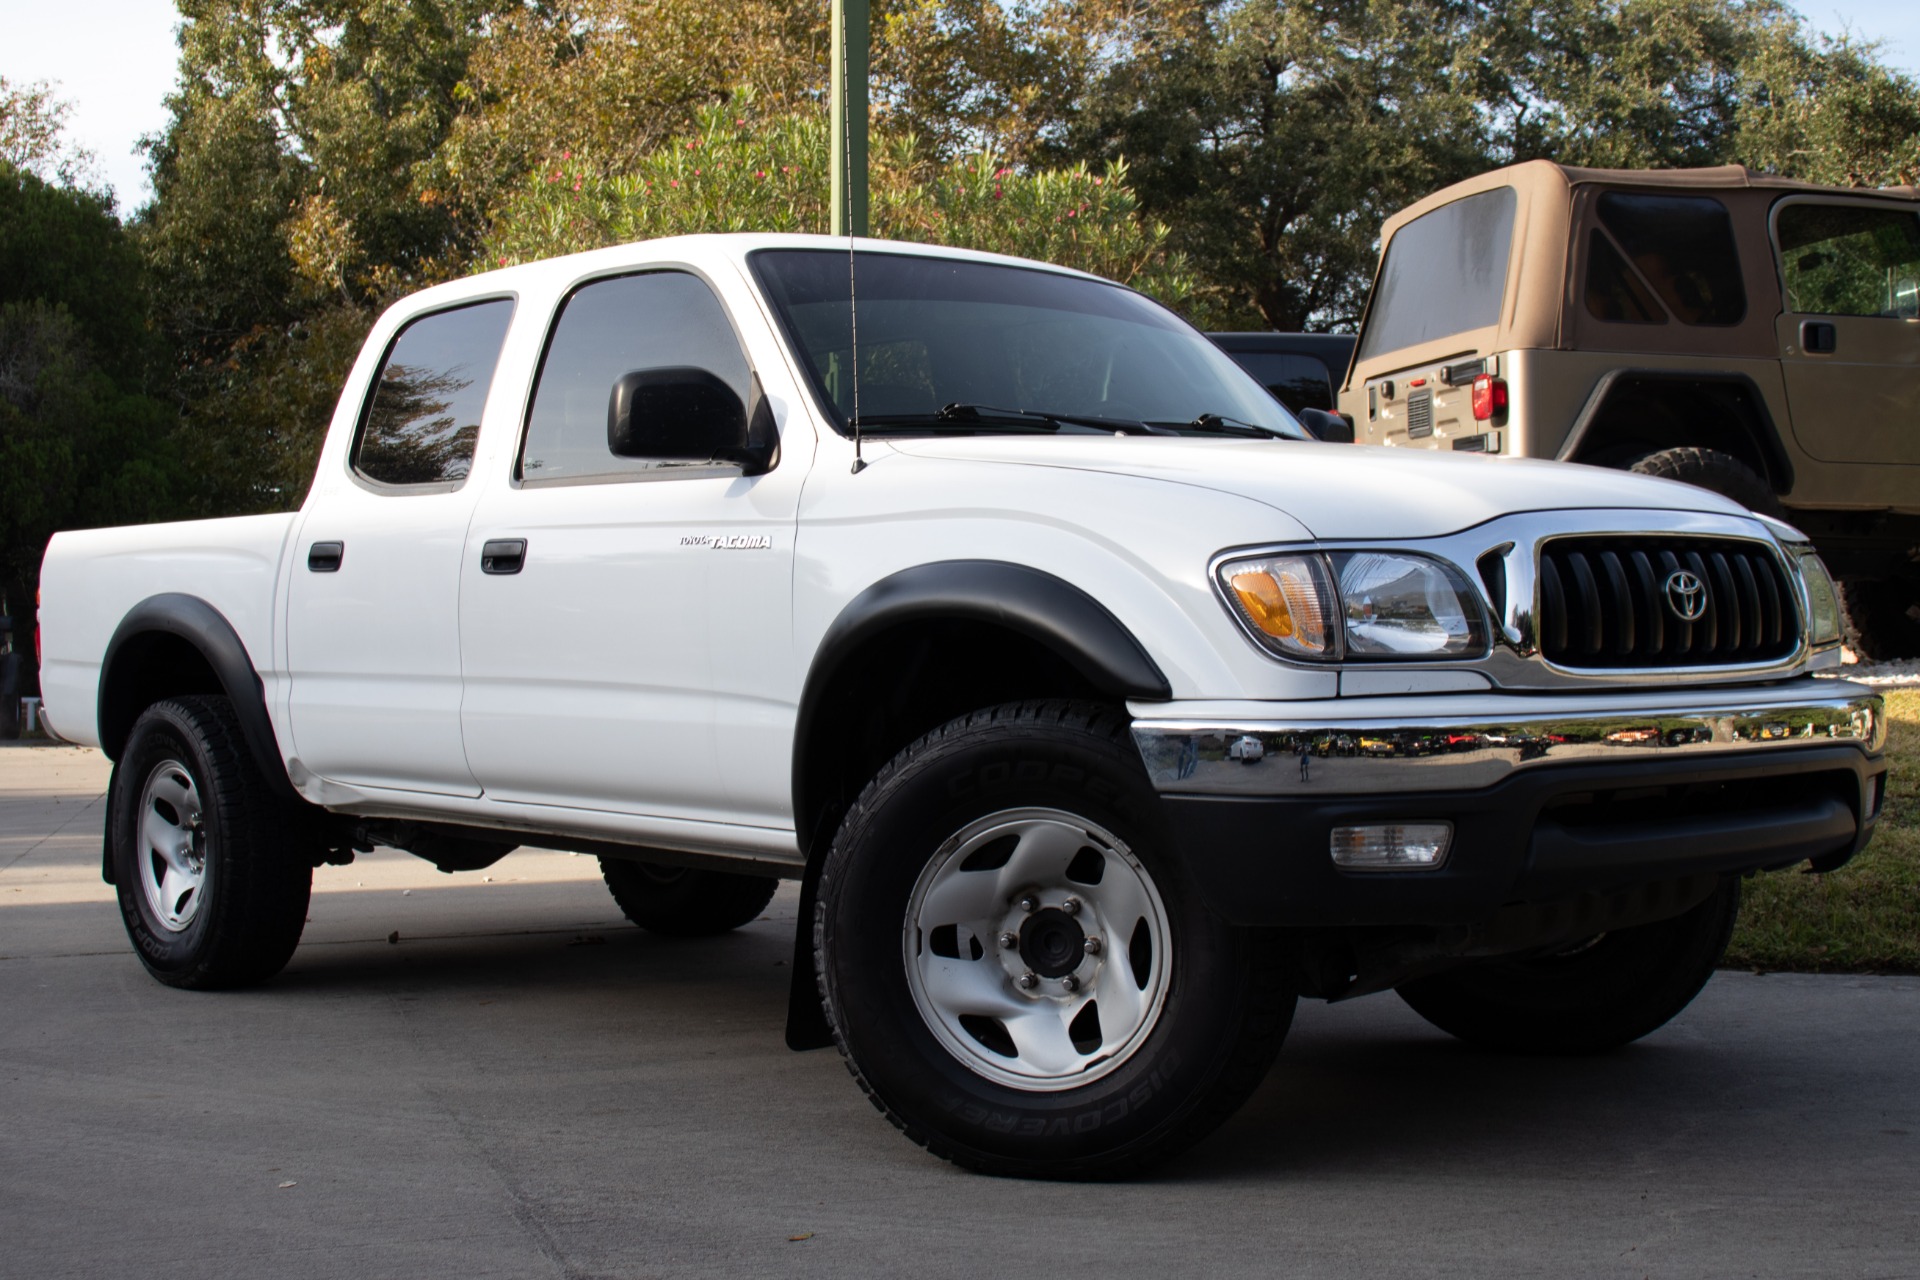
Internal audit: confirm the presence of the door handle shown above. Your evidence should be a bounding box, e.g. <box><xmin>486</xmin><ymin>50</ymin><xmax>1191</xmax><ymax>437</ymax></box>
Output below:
<box><xmin>307</xmin><ymin>541</ymin><xmax>344</xmax><ymax>572</ymax></box>
<box><xmin>1800</xmin><ymin>320</ymin><xmax>1838</xmax><ymax>354</ymax></box>
<box><xmin>481</xmin><ymin>539</ymin><xmax>527</xmax><ymax>575</ymax></box>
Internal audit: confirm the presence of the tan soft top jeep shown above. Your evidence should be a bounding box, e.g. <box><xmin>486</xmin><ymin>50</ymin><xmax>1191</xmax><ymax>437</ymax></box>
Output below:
<box><xmin>1339</xmin><ymin>160</ymin><xmax>1920</xmax><ymax>658</ymax></box>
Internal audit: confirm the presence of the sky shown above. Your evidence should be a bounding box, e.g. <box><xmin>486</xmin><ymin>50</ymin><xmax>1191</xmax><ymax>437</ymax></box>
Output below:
<box><xmin>4</xmin><ymin>0</ymin><xmax>1920</xmax><ymax>218</ymax></box>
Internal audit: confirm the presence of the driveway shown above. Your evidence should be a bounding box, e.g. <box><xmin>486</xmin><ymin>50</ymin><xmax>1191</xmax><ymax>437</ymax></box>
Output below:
<box><xmin>4</xmin><ymin>743</ymin><xmax>1916</xmax><ymax>1278</ymax></box>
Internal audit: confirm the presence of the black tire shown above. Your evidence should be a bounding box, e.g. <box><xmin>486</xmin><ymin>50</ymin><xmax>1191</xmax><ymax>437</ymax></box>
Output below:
<box><xmin>1839</xmin><ymin>578</ymin><xmax>1920</xmax><ymax>662</ymax></box>
<box><xmin>815</xmin><ymin>700</ymin><xmax>1295</xmax><ymax>1180</ymax></box>
<box><xmin>109</xmin><ymin>696</ymin><xmax>314</xmax><ymax>989</ymax></box>
<box><xmin>599</xmin><ymin>858</ymin><xmax>778</xmax><ymax>936</ymax></box>
<box><xmin>1629</xmin><ymin>446</ymin><xmax>1783</xmax><ymax>519</ymax></box>
<box><xmin>1395</xmin><ymin>878</ymin><xmax>1741</xmax><ymax>1055</ymax></box>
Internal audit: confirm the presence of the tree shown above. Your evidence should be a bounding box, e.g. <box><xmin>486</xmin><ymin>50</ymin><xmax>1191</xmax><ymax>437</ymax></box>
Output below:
<box><xmin>0</xmin><ymin>76</ymin><xmax>103</xmax><ymax>190</ymax></box>
<box><xmin>484</xmin><ymin>96</ymin><xmax>1207</xmax><ymax>313</ymax></box>
<box><xmin>1736</xmin><ymin>28</ymin><xmax>1920</xmax><ymax>188</ymax></box>
<box><xmin>0</xmin><ymin>164</ymin><xmax>179</xmax><ymax>697</ymax></box>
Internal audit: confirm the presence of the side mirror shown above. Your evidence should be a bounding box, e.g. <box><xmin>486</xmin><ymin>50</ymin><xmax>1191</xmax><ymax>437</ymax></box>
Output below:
<box><xmin>1297</xmin><ymin>407</ymin><xmax>1355</xmax><ymax>444</ymax></box>
<box><xmin>607</xmin><ymin>366</ymin><xmax>778</xmax><ymax>476</ymax></box>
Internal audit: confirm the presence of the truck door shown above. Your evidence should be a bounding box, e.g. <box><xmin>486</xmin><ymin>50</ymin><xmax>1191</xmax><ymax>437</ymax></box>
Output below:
<box><xmin>285</xmin><ymin>297</ymin><xmax>515</xmax><ymax>795</ymax></box>
<box><xmin>1773</xmin><ymin>198</ymin><xmax>1920</xmax><ymax>472</ymax></box>
<box><xmin>458</xmin><ymin>268</ymin><xmax>805</xmax><ymax>830</ymax></box>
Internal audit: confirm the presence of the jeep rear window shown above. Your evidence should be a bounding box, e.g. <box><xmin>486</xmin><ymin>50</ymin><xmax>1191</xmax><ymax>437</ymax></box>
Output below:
<box><xmin>1776</xmin><ymin>202</ymin><xmax>1920</xmax><ymax>319</ymax></box>
<box><xmin>1594</xmin><ymin>193</ymin><xmax>1746</xmax><ymax>326</ymax></box>
<box><xmin>1355</xmin><ymin>188</ymin><xmax>1515</xmax><ymax>361</ymax></box>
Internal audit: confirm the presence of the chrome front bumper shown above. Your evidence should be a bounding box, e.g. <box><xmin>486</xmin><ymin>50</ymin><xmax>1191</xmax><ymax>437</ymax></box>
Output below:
<box><xmin>1132</xmin><ymin>685</ymin><xmax>1885</xmax><ymax>796</ymax></box>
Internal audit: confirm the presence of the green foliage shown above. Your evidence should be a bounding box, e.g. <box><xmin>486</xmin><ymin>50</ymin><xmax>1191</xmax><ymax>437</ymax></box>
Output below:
<box><xmin>0</xmin><ymin>166</ymin><xmax>178</xmax><ymax>611</ymax></box>
<box><xmin>1737</xmin><ymin>28</ymin><xmax>1920</xmax><ymax>188</ymax></box>
<box><xmin>0</xmin><ymin>77</ymin><xmax>102</xmax><ymax>190</ymax></box>
<box><xmin>1729</xmin><ymin>690</ymin><xmax>1920</xmax><ymax>973</ymax></box>
<box><xmin>485</xmin><ymin>97</ymin><xmax>1209</xmax><ymax>316</ymax></box>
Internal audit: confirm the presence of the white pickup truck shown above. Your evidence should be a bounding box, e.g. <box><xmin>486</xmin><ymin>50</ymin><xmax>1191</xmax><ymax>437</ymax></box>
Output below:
<box><xmin>40</xmin><ymin>235</ymin><xmax>1888</xmax><ymax>1179</ymax></box>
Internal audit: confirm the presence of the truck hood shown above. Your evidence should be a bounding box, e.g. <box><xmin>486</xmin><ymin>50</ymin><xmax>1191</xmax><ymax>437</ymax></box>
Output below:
<box><xmin>884</xmin><ymin>436</ymin><xmax>1752</xmax><ymax>540</ymax></box>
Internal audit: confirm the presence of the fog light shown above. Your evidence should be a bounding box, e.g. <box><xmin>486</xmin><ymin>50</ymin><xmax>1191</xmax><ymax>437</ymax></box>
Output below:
<box><xmin>1330</xmin><ymin>823</ymin><xmax>1453</xmax><ymax>870</ymax></box>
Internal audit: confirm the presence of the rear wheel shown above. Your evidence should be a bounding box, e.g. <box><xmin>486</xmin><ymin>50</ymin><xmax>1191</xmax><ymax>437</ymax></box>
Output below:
<box><xmin>109</xmin><ymin>696</ymin><xmax>314</xmax><ymax>989</ymax></box>
<box><xmin>599</xmin><ymin>858</ymin><xmax>777</xmax><ymax>936</ymax></box>
<box><xmin>1839</xmin><ymin>578</ymin><xmax>1920</xmax><ymax>662</ymax></box>
<box><xmin>1395</xmin><ymin>878</ymin><xmax>1740</xmax><ymax>1055</ymax></box>
<box><xmin>1629</xmin><ymin>447</ymin><xmax>1782</xmax><ymax>519</ymax></box>
<box><xmin>816</xmin><ymin>701</ymin><xmax>1294</xmax><ymax>1179</ymax></box>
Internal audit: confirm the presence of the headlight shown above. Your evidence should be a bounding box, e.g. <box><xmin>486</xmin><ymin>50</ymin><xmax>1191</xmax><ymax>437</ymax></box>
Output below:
<box><xmin>1797</xmin><ymin>552</ymin><xmax>1843</xmax><ymax>647</ymax></box>
<box><xmin>1333</xmin><ymin>552</ymin><xmax>1488</xmax><ymax>657</ymax></box>
<box><xmin>1218</xmin><ymin>550</ymin><xmax>1489</xmax><ymax>662</ymax></box>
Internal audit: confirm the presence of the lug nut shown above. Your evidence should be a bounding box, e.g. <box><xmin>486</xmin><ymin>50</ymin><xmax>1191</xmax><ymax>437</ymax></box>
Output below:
<box><xmin>998</xmin><ymin>932</ymin><xmax>1019</xmax><ymax>949</ymax></box>
<box><xmin>1017</xmin><ymin>894</ymin><xmax>1039</xmax><ymax>913</ymax></box>
<box><xmin>1017</xmin><ymin>972</ymin><xmax>1039</xmax><ymax>990</ymax></box>
<box><xmin>1062</xmin><ymin>897</ymin><xmax>1081</xmax><ymax>917</ymax></box>
<box><xmin>1060</xmin><ymin>975</ymin><xmax>1080</xmax><ymax>993</ymax></box>
<box><xmin>1083</xmin><ymin>936</ymin><xmax>1102</xmax><ymax>956</ymax></box>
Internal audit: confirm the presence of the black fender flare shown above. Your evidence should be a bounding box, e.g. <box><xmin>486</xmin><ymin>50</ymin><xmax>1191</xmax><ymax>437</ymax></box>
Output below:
<box><xmin>1556</xmin><ymin>368</ymin><xmax>1795</xmax><ymax>493</ymax></box>
<box><xmin>99</xmin><ymin>594</ymin><xmax>300</xmax><ymax>803</ymax></box>
<box><xmin>790</xmin><ymin>558</ymin><xmax>1170</xmax><ymax>848</ymax></box>
<box><xmin>782</xmin><ymin>560</ymin><xmax>1170</xmax><ymax>1051</ymax></box>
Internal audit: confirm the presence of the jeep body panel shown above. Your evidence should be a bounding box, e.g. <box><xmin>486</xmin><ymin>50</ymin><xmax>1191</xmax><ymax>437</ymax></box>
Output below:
<box><xmin>1340</xmin><ymin>161</ymin><xmax>1920</xmax><ymax>519</ymax></box>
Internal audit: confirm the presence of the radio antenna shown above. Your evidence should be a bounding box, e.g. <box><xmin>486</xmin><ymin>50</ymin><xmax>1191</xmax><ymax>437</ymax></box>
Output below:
<box><xmin>839</xmin><ymin>4</ymin><xmax>865</xmax><ymax>474</ymax></box>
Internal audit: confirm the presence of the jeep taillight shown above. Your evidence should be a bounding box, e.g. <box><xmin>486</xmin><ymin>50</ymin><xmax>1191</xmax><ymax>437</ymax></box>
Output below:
<box><xmin>1471</xmin><ymin>374</ymin><xmax>1507</xmax><ymax>421</ymax></box>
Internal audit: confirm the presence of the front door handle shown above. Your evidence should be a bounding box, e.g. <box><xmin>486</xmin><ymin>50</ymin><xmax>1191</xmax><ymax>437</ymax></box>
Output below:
<box><xmin>307</xmin><ymin>541</ymin><xmax>344</xmax><ymax>572</ymax></box>
<box><xmin>1801</xmin><ymin>320</ymin><xmax>1838</xmax><ymax>354</ymax></box>
<box><xmin>481</xmin><ymin>539</ymin><xmax>527</xmax><ymax>575</ymax></box>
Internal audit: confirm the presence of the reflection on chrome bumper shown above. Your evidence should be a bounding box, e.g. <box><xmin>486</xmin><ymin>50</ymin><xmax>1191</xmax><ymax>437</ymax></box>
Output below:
<box><xmin>1133</xmin><ymin>692</ymin><xmax>1885</xmax><ymax>795</ymax></box>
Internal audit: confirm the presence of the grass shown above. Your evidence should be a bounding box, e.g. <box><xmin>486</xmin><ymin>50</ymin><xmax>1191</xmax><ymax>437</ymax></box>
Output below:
<box><xmin>1726</xmin><ymin>689</ymin><xmax>1919</xmax><ymax>973</ymax></box>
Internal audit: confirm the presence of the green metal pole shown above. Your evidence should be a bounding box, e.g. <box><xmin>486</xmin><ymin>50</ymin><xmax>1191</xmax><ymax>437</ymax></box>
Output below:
<box><xmin>830</xmin><ymin>0</ymin><xmax>869</xmax><ymax>237</ymax></box>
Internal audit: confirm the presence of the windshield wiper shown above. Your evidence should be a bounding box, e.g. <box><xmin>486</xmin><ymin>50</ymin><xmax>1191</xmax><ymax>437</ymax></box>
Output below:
<box><xmin>1153</xmin><ymin>413</ymin><xmax>1294</xmax><ymax>439</ymax></box>
<box><xmin>856</xmin><ymin>403</ymin><xmax>1174</xmax><ymax>436</ymax></box>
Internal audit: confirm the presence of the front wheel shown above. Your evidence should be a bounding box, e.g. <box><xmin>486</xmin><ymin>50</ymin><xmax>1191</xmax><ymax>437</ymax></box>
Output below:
<box><xmin>816</xmin><ymin>701</ymin><xmax>1294</xmax><ymax>1179</ymax></box>
<box><xmin>109</xmin><ymin>696</ymin><xmax>314</xmax><ymax>989</ymax></box>
<box><xmin>1395</xmin><ymin>878</ymin><xmax>1740</xmax><ymax>1055</ymax></box>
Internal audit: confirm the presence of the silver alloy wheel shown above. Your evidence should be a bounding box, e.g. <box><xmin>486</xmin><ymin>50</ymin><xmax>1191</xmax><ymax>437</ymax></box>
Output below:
<box><xmin>136</xmin><ymin>759</ymin><xmax>207</xmax><ymax>933</ymax></box>
<box><xmin>903</xmin><ymin>807</ymin><xmax>1173</xmax><ymax>1091</ymax></box>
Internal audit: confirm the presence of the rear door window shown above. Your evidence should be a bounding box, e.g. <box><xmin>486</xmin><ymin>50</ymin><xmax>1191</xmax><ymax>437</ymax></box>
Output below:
<box><xmin>352</xmin><ymin>298</ymin><xmax>515</xmax><ymax>489</ymax></box>
<box><xmin>1356</xmin><ymin>188</ymin><xmax>1516</xmax><ymax>361</ymax></box>
<box><xmin>1591</xmin><ymin>193</ymin><xmax>1746</xmax><ymax>326</ymax></box>
<box><xmin>1776</xmin><ymin>202</ymin><xmax>1920</xmax><ymax>318</ymax></box>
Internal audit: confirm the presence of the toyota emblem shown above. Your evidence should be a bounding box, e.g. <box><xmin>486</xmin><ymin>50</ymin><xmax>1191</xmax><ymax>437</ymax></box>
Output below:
<box><xmin>1664</xmin><ymin>569</ymin><xmax>1707</xmax><ymax>622</ymax></box>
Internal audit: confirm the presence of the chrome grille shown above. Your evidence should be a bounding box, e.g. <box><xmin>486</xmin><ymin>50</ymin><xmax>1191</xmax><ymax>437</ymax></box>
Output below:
<box><xmin>1405</xmin><ymin>389</ymin><xmax>1433</xmax><ymax>438</ymax></box>
<box><xmin>1538</xmin><ymin>537</ymin><xmax>1798</xmax><ymax>669</ymax></box>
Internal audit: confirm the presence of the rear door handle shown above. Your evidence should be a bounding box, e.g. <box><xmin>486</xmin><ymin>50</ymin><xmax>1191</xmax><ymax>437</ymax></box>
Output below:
<box><xmin>481</xmin><ymin>539</ymin><xmax>527</xmax><ymax>575</ymax></box>
<box><xmin>307</xmin><ymin>541</ymin><xmax>344</xmax><ymax>572</ymax></box>
<box><xmin>1800</xmin><ymin>320</ymin><xmax>1838</xmax><ymax>354</ymax></box>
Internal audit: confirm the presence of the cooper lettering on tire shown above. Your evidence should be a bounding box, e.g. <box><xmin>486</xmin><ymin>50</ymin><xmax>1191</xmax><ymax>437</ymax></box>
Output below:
<box><xmin>814</xmin><ymin>700</ymin><xmax>1294</xmax><ymax>1180</ymax></box>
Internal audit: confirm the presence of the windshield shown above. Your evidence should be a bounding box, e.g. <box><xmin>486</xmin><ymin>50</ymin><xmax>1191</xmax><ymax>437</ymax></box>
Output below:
<box><xmin>749</xmin><ymin>249</ymin><xmax>1307</xmax><ymax>439</ymax></box>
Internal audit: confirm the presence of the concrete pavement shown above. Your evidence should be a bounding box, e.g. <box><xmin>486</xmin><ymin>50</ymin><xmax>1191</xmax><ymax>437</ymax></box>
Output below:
<box><xmin>4</xmin><ymin>743</ymin><xmax>1917</xmax><ymax>1278</ymax></box>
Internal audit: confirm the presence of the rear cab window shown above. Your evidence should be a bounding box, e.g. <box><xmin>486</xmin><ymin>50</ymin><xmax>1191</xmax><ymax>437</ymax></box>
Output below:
<box><xmin>1222</xmin><ymin>350</ymin><xmax>1336</xmax><ymax>413</ymax></box>
<box><xmin>352</xmin><ymin>299</ymin><xmax>515</xmax><ymax>491</ymax></box>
